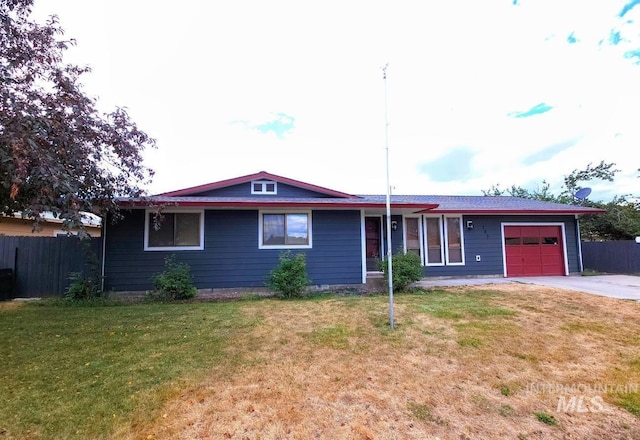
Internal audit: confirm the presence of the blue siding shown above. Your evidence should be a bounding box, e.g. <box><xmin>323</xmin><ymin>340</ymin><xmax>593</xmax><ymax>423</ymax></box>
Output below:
<box><xmin>307</xmin><ymin>210</ymin><xmax>362</xmax><ymax>284</ymax></box>
<box><xmin>104</xmin><ymin>209</ymin><xmax>362</xmax><ymax>291</ymax></box>
<box><xmin>424</xmin><ymin>215</ymin><xmax>580</xmax><ymax>277</ymax></box>
<box><xmin>195</xmin><ymin>182</ymin><xmax>341</xmax><ymax>198</ymax></box>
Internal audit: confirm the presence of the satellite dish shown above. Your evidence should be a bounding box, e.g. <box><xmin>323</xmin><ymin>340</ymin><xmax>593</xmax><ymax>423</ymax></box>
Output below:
<box><xmin>574</xmin><ymin>187</ymin><xmax>592</xmax><ymax>200</ymax></box>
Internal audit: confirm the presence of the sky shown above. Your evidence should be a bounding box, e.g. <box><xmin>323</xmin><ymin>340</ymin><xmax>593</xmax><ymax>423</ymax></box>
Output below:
<box><xmin>31</xmin><ymin>0</ymin><xmax>640</xmax><ymax>202</ymax></box>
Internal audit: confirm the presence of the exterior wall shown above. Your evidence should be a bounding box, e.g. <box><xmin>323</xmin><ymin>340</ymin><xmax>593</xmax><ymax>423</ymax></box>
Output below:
<box><xmin>195</xmin><ymin>182</ymin><xmax>340</xmax><ymax>198</ymax></box>
<box><xmin>104</xmin><ymin>209</ymin><xmax>362</xmax><ymax>291</ymax></box>
<box><xmin>0</xmin><ymin>217</ymin><xmax>101</xmax><ymax>237</ymax></box>
<box><xmin>424</xmin><ymin>215</ymin><xmax>580</xmax><ymax>278</ymax></box>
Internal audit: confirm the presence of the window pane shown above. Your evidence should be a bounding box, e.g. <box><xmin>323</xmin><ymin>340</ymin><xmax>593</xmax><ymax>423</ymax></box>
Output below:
<box><xmin>265</xmin><ymin>183</ymin><xmax>276</xmax><ymax>193</ymax></box>
<box><xmin>446</xmin><ymin>217</ymin><xmax>463</xmax><ymax>263</ymax></box>
<box><xmin>523</xmin><ymin>237</ymin><xmax>539</xmax><ymax>245</ymax></box>
<box><xmin>406</xmin><ymin>218</ymin><xmax>421</xmax><ymax>256</ymax></box>
<box><xmin>426</xmin><ymin>217</ymin><xmax>442</xmax><ymax>264</ymax></box>
<box><xmin>285</xmin><ymin>214</ymin><xmax>308</xmax><ymax>245</ymax></box>
<box><xmin>263</xmin><ymin>214</ymin><xmax>285</xmax><ymax>245</ymax></box>
<box><xmin>253</xmin><ymin>183</ymin><xmax>263</xmax><ymax>192</ymax></box>
<box><xmin>148</xmin><ymin>213</ymin><xmax>175</xmax><ymax>247</ymax></box>
<box><xmin>175</xmin><ymin>213</ymin><xmax>200</xmax><ymax>246</ymax></box>
<box><xmin>505</xmin><ymin>237</ymin><xmax>521</xmax><ymax>246</ymax></box>
<box><xmin>542</xmin><ymin>237</ymin><xmax>558</xmax><ymax>245</ymax></box>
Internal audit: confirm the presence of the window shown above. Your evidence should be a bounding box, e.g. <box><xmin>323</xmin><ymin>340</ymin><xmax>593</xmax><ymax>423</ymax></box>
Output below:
<box><xmin>421</xmin><ymin>216</ymin><xmax>464</xmax><ymax>265</ymax></box>
<box><xmin>404</xmin><ymin>217</ymin><xmax>422</xmax><ymax>260</ymax></box>
<box><xmin>445</xmin><ymin>216</ymin><xmax>464</xmax><ymax>264</ymax></box>
<box><xmin>145</xmin><ymin>211</ymin><xmax>204</xmax><ymax>251</ymax></box>
<box><xmin>425</xmin><ymin>217</ymin><xmax>443</xmax><ymax>265</ymax></box>
<box><xmin>259</xmin><ymin>212</ymin><xmax>311</xmax><ymax>248</ymax></box>
<box><xmin>251</xmin><ymin>180</ymin><xmax>277</xmax><ymax>195</ymax></box>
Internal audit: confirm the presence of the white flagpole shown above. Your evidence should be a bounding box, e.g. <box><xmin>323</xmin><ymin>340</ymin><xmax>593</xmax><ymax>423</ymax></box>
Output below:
<box><xmin>382</xmin><ymin>63</ymin><xmax>394</xmax><ymax>330</ymax></box>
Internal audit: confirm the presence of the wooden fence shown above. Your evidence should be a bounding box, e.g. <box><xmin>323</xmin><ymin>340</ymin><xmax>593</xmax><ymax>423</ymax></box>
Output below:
<box><xmin>0</xmin><ymin>236</ymin><xmax>102</xmax><ymax>299</ymax></box>
<box><xmin>581</xmin><ymin>240</ymin><xmax>640</xmax><ymax>274</ymax></box>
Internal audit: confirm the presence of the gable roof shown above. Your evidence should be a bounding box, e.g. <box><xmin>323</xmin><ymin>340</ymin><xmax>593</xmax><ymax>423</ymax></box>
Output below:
<box><xmin>121</xmin><ymin>171</ymin><xmax>605</xmax><ymax>215</ymax></box>
<box><xmin>158</xmin><ymin>171</ymin><xmax>358</xmax><ymax>199</ymax></box>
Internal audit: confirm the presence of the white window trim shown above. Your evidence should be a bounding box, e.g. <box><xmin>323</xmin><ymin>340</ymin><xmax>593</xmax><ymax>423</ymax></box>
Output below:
<box><xmin>444</xmin><ymin>215</ymin><xmax>465</xmax><ymax>265</ymax></box>
<box><xmin>258</xmin><ymin>210</ymin><xmax>312</xmax><ymax>249</ymax></box>
<box><xmin>251</xmin><ymin>180</ymin><xmax>278</xmax><ymax>195</ymax></box>
<box><xmin>144</xmin><ymin>209</ymin><xmax>205</xmax><ymax>251</ymax></box>
<box><xmin>403</xmin><ymin>216</ymin><xmax>425</xmax><ymax>265</ymax></box>
<box><xmin>424</xmin><ymin>215</ymin><xmax>445</xmax><ymax>266</ymax></box>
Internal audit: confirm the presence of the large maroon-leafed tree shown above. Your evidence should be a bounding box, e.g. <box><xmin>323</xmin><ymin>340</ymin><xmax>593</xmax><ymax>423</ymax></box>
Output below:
<box><xmin>0</xmin><ymin>0</ymin><xmax>155</xmax><ymax>233</ymax></box>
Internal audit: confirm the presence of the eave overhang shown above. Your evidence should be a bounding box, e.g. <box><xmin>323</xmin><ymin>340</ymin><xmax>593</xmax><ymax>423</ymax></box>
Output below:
<box><xmin>118</xmin><ymin>199</ymin><xmax>440</xmax><ymax>211</ymax></box>
<box><xmin>416</xmin><ymin>208</ymin><xmax>606</xmax><ymax>215</ymax></box>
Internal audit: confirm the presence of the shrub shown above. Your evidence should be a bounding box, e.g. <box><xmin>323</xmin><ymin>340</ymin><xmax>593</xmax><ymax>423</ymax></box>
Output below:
<box><xmin>64</xmin><ymin>239</ymin><xmax>102</xmax><ymax>301</ymax></box>
<box><xmin>152</xmin><ymin>255</ymin><xmax>197</xmax><ymax>301</ymax></box>
<box><xmin>379</xmin><ymin>251</ymin><xmax>423</xmax><ymax>291</ymax></box>
<box><xmin>65</xmin><ymin>271</ymin><xmax>99</xmax><ymax>300</ymax></box>
<box><xmin>268</xmin><ymin>251</ymin><xmax>310</xmax><ymax>299</ymax></box>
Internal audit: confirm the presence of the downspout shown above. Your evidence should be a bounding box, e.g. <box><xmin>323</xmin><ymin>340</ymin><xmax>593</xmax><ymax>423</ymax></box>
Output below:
<box><xmin>576</xmin><ymin>215</ymin><xmax>584</xmax><ymax>273</ymax></box>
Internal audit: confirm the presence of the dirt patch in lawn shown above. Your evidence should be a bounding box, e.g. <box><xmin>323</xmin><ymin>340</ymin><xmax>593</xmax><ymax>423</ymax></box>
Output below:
<box><xmin>0</xmin><ymin>300</ymin><xmax>23</xmax><ymax>311</ymax></box>
<box><xmin>119</xmin><ymin>284</ymin><xmax>640</xmax><ymax>440</ymax></box>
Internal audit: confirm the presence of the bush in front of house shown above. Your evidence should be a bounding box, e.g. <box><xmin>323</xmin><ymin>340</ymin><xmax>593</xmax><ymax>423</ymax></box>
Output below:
<box><xmin>152</xmin><ymin>255</ymin><xmax>197</xmax><ymax>300</ymax></box>
<box><xmin>268</xmin><ymin>251</ymin><xmax>311</xmax><ymax>299</ymax></box>
<box><xmin>379</xmin><ymin>251</ymin><xmax>423</xmax><ymax>291</ymax></box>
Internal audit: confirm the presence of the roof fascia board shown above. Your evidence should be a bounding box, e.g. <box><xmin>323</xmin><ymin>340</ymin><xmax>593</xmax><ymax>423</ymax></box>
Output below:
<box><xmin>419</xmin><ymin>209</ymin><xmax>606</xmax><ymax>215</ymax></box>
<box><xmin>121</xmin><ymin>200</ymin><xmax>440</xmax><ymax>210</ymax></box>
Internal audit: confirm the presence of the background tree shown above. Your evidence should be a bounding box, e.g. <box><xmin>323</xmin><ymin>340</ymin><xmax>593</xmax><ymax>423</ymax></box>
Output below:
<box><xmin>0</xmin><ymin>0</ymin><xmax>155</xmax><ymax>234</ymax></box>
<box><xmin>483</xmin><ymin>161</ymin><xmax>640</xmax><ymax>240</ymax></box>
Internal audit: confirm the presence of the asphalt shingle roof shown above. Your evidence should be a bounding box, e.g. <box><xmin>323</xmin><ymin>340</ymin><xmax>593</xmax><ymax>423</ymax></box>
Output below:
<box><xmin>120</xmin><ymin>194</ymin><xmax>603</xmax><ymax>214</ymax></box>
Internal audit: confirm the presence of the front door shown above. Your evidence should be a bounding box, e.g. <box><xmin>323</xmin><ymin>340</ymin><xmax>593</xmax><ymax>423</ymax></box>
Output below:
<box><xmin>365</xmin><ymin>217</ymin><xmax>382</xmax><ymax>271</ymax></box>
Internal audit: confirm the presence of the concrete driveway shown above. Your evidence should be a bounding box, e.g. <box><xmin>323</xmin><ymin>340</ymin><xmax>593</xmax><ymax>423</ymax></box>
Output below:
<box><xmin>417</xmin><ymin>275</ymin><xmax>640</xmax><ymax>301</ymax></box>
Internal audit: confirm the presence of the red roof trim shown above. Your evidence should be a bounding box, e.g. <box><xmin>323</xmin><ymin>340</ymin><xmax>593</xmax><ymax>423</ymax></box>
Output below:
<box><xmin>121</xmin><ymin>200</ymin><xmax>440</xmax><ymax>210</ymax></box>
<box><xmin>158</xmin><ymin>171</ymin><xmax>358</xmax><ymax>198</ymax></box>
<box><xmin>417</xmin><ymin>209</ymin><xmax>605</xmax><ymax>214</ymax></box>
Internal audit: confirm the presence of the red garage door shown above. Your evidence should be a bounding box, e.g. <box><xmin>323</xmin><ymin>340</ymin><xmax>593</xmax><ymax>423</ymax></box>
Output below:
<box><xmin>504</xmin><ymin>225</ymin><xmax>565</xmax><ymax>276</ymax></box>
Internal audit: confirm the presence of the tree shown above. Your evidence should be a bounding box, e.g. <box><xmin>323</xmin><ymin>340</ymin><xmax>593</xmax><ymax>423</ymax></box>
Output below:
<box><xmin>482</xmin><ymin>161</ymin><xmax>619</xmax><ymax>204</ymax></box>
<box><xmin>0</xmin><ymin>0</ymin><xmax>155</xmax><ymax>234</ymax></box>
<box><xmin>483</xmin><ymin>161</ymin><xmax>640</xmax><ymax>240</ymax></box>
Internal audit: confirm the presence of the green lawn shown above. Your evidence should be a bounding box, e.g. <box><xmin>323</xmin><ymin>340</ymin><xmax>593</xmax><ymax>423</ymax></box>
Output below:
<box><xmin>0</xmin><ymin>300</ymin><xmax>255</xmax><ymax>439</ymax></box>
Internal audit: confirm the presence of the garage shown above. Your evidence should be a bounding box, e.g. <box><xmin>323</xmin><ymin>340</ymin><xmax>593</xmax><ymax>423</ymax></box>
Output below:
<box><xmin>503</xmin><ymin>225</ymin><xmax>566</xmax><ymax>276</ymax></box>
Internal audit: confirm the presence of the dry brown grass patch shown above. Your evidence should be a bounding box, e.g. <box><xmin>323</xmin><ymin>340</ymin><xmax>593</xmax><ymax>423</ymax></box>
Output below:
<box><xmin>0</xmin><ymin>300</ymin><xmax>23</xmax><ymax>311</ymax></box>
<box><xmin>119</xmin><ymin>285</ymin><xmax>640</xmax><ymax>440</ymax></box>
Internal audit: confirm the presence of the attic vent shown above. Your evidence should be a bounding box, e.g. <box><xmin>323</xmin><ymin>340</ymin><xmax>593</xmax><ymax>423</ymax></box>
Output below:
<box><xmin>251</xmin><ymin>180</ymin><xmax>277</xmax><ymax>195</ymax></box>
